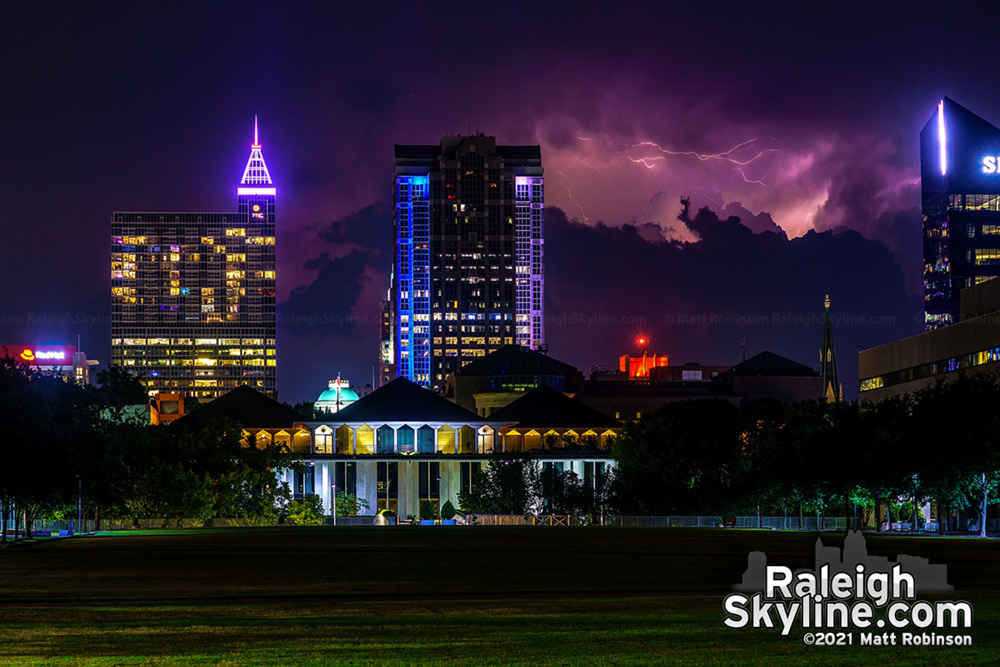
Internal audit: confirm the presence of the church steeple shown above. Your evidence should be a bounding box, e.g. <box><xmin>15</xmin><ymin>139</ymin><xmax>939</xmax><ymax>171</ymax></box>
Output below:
<box><xmin>820</xmin><ymin>294</ymin><xmax>841</xmax><ymax>402</ymax></box>
<box><xmin>239</xmin><ymin>115</ymin><xmax>273</xmax><ymax>187</ymax></box>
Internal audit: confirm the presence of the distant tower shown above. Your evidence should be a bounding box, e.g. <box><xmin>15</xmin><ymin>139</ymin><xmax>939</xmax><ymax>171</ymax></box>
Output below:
<box><xmin>111</xmin><ymin>117</ymin><xmax>277</xmax><ymax>400</ymax></box>
<box><xmin>391</xmin><ymin>135</ymin><xmax>544</xmax><ymax>389</ymax></box>
<box><xmin>921</xmin><ymin>98</ymin><xmax>1000</xmax><ymax>329</ymax></box>
<box><xmin>820</xmin><ymin>295</ymin><xmax>841</xmax><ymax>402</ymax></box>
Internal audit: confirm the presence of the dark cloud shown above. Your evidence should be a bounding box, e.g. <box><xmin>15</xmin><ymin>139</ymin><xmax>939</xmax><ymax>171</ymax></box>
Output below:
<box><xmin>281</xmin><ymin>249</ymin><xmax>372</xmax><ymax>338</ymax></box>
<box><xmin>543</xmin><ymin>205</ymin><xmax>921</xmax><ymax>398</ymax></box>
<box><xmin>718</xmin><ymin>202</ymin><xmax>783</xmax><ymax>236</ymax></box>
<box><xmin>317</xmin><ymin>202</ymin><xmax>393</xmax><ymax>257</ymax></box>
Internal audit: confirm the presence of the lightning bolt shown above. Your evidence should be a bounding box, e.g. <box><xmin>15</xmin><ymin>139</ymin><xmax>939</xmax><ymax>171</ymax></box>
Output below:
<box><xmin>625</xmin><ymin>157</ymin><xmax>666</xmax><ymax>169</ymax></box>
<box><xmin>735</xmin><ymin>168</ymin><xmax>768</xmax><ymax>186</ymax></box>
<box><xmin>556</xmin><ymin>170</ymin><xmax>591</xmax><ymax>222</ymax></box>
<box><xmin>631</xmin><ymin>137</ymin><xmax>777</xmax><ymax>166</ymax></box>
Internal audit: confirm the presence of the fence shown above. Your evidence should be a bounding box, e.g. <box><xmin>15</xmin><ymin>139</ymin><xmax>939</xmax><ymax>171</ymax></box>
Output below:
<box><xmin>617</xmin><ymin>515</ymin><xmax>850</xmax><ymax>531</ymax></box>
<box><xmin>324</xmin><ymin>516</ymin><xmax>375</xmax><ymax>526</ymax></box>
<box><xmin>469</xmin><ymin>514</ymin><xmax>576</xmax><ymax>526</ymax></box>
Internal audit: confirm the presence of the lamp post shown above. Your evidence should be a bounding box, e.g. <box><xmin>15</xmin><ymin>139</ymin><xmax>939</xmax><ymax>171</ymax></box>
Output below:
<box><xmin>76</xmin><ymin>475</ymin><xmax>82</xmax><ymax>535</ymax></box>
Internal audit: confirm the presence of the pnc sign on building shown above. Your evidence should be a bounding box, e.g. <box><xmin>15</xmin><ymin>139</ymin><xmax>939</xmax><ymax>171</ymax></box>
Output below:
<box><xmin>3</xmin><ymin>345</ymin><xmax>77</xmax><ymax>365</ymax></box>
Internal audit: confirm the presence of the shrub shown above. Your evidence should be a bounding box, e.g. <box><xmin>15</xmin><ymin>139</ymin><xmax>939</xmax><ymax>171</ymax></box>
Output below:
<box><xmin>440</xmin><ymin>500</ymin><xmax>456</xmax><ymax>520</ymax></box>
<box><xmin>284</xmin><ymin>494</ymin><xmax>324</xmax><ymax>526</ymax></box>
<box><xmin>419</xmin><ymin>499</ymin><xmax>436</xmax><ymax>521</ymax></box>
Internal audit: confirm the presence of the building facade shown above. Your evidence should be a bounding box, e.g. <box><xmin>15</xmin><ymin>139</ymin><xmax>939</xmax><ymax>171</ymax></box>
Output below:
<box><xmin>922</xmin><ymin>97</ymin><xmax>1000</xmax><ymax>329</ymax></box>
<box><xmin>294</xmin><ymin>378</ymin><xmax>614</xmax><ymax>517</ymax></box>
<box><xmin>859</xmin><ymin>276</ymin><xmax>1000</xmax><ymax>401</ymax></box>
<box><xmin>111</xmin><ymin>119</ymin><xmax>277</xmax><ymax>399</ymax></box>
<box><xmin>390</xmin><ymin>135</ymin><xmax>544</xmax><ymax>389</ymax></box>
<box><xmin>1</xmin><ymin>344</ymin><xmax>99</xmax><ymax>385</ymax></box>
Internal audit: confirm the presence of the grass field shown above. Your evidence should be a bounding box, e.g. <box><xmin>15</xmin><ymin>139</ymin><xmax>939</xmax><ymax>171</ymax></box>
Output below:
<box><xmin>0</xmin><ymin>527</ymin><xmax>997</xmax><ymax>665</ymax></box>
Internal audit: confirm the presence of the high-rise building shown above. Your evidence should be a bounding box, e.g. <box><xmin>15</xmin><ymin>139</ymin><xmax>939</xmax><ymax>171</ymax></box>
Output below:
<box><xmin>111</xmin><ymin>118</ymin><xmax>277</xmax><ymax>399</ymax></box>
<box><xmin>378</xmin><ymin>291</ymin><xmax>394</xmax><ymax>387</ymax></box>
<box><xmin>921</xmin><ymin>97</ymin><xmax>1000</xmax><ymax>329</ymax></box>
<box><xmin>390</xmin><ymin>135</ymin><xmax>544</xmax><ymax>389</ymax></box>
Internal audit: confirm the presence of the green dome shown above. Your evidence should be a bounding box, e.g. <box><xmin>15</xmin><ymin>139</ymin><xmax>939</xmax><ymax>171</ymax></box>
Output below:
<box><xmin>316</xmin><ymin>387</ymin><xmax>359</xmax><ymax>404</ymax></box>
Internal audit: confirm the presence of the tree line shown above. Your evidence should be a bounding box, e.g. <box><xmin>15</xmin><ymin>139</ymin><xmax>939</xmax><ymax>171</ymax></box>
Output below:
<box><xmin>0</xmin><ymin>359</ymin><xmax>298</xmax><ymax>541</ymax></box>
<box><xmin>611</xmin><ymin>372</ymin><xmax>1000</xmax><ymax>535</ymax></box>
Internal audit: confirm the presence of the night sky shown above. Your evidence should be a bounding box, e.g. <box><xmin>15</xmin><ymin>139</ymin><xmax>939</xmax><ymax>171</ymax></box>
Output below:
<box><xmin>4</xmin><ymin>2</ymin><xmax>1000</xmax><ymax>403</ymax></box>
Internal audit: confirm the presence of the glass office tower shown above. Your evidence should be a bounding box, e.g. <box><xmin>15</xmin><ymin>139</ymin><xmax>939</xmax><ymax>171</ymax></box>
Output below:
<box><xmin>391</xmin><ymin>135</ymin><xmax>544</xmax><ymax>389</ymax></box>
<box><xmin>922</xmin><ymin>97</ymin><xmax>1000</xmax><ymax>329</ymax></box>
<box><xmin>111</xmin><ymin>118</ymin><xmax>277</xmax><ymax>399</ymax></box>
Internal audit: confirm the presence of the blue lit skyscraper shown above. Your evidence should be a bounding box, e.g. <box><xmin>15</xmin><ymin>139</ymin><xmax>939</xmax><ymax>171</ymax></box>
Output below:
<box><xmin>390</xmin><ymin>135</ymin><xmax>544</xmax><ymax>389</ymax></box>
<box><xmin>921</xmin><ymin>98</ymin><xmax>1000</xmax><ymax>329</ymax></box>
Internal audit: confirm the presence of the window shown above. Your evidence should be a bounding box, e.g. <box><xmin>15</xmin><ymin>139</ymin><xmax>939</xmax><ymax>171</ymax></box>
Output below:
<box><xmin>418</xmin><ymin>462</ymin><xmax>441</xmax><ymax>503</ymax></box>
<box><xmin>376</xmin><ymin>462</ymin><xmax>398</xmax><ymax>512</ymax></box>
<box><xmin>376</xmin><ymin>426</ymin><xmax>395</xmax><ymax>454</ymax></box>
<box><xmin>334</xmin><ymin>462</ymin><xmax>356</xmax><ymax>497</ymax></box>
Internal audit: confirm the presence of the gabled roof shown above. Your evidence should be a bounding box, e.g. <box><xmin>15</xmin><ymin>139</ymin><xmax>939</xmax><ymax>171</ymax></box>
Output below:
<box><xmin>721</xmin><ymin>351</ymin><xmax>816</xmax><ymax>377</ymax></box>
<box><xmin>489</xmin><ymin>385</ymin><xmax>621</xmax><ymax>429</ymax></box>
<box><xmin>454</xmin><ymin>345</ymin><xmax>578</xmax><ymax>378</ymax></box>
<box><xmin>174</xmin><ymin>385</ymin><xmax>305</xmax><ymax>429</ymax></box>
<box><xmin>329</xmin><ymin>377</ymin><xmax>485</xmax><ymax>423</ymax></box>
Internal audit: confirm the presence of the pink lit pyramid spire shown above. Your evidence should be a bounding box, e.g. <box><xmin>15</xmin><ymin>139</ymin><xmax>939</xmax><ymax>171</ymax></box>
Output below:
<box><xmin>240</xmin><ymin>115</ymin><xmax>273</xmax><ymax>185</ymax></box>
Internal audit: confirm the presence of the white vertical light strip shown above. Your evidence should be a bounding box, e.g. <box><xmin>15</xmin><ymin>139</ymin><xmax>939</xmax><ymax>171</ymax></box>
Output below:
<box><xmin>938</xmin><ymin>100</ymin><xmax>948</xmax><ymax>176</ymax></box>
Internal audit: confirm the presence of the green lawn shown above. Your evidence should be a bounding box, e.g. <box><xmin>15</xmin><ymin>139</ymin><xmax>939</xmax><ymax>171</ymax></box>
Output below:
<box><xmin>0</xmin><ymin>528</ymin><xmax>997</xmax><ymax>665</ymax></box>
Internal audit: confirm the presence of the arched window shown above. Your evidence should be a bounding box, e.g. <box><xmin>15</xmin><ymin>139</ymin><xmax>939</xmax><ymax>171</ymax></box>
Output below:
<box><xmin>335</xmin><ymin>425</ymin><xmax>353</xmax><ymax>454</ymax></box>
<box><xmin>376</xmin><ymin>425</ymin><xmax>395</xmax><ymax>454</ymax></box>
<box><xmin>417</xmin><ymin>426</ymin><xmax>435</xmax><ymax>453</ymax></box>
<box><xmin>356</xmin><ymin>426</ymin><xmax>374</xmax><ymax>455</ymax></box>
<box><xmin>437</xmin><ymin>426</ymin><xmax>456</xmax><ymax>454</ymax></box>
<box><xmin>314</xmin><ymin>426</ymin><xmax>333</xmax><ymax>454</ymax></box>
<box><xmin>397</xmin><ymin>425</ymin><xmax>415</xmax><ymax>453</ymax></box>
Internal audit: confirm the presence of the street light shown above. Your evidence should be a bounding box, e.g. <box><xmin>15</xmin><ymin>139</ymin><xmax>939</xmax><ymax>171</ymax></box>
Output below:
<box><xmin>76</xmin><ymin>475</ymin><xmax>82</xmax><ymax>536</ymax></box>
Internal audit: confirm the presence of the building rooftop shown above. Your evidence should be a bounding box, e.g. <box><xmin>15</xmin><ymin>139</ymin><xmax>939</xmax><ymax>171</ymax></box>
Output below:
<box><xmin>328</xmin><ymin>377</ymin><xmax>485</xmax><ymax>424</ymax></box>
<box><xmin>174</xmin><ymin>385</ymin><xmax>305</xmax><ymax>429</ymax></box>
<box><xmin>720</xmin><ymin>351</ymin><xmax>816</xmax><ymax>377</ymax></box>
<box><xmin>454</xmin><ymin>345</ymin><xmax>578</xmax><ymax>378</ymax></box>
<box><xmin>490</xmin><ymin>385</ymin><xmax>621</xmax><ymax>429</ymax></box>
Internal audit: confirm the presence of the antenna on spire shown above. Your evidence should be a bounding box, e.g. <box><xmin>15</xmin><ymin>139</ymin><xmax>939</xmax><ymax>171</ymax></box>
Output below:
<box><xmin>239</xmin><ymin>116</ymin><xmax>273</xmax><ymax>186</ymax></box>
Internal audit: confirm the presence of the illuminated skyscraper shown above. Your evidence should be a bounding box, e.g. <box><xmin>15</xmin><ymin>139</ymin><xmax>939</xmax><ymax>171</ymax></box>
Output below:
<box><xmin>391</xmin><ymin>135</ymin><xmax>544</xmax><ymax>389</ymax></box>
<box><xmin>922</xmin><ymin>97</ymin><xmax>1000</xmax><ymax>329</ymax></box>
<box><xmin>111</xmin><ymin>118</ymin><xmax>277</xmax><ymax>399</ymax></box>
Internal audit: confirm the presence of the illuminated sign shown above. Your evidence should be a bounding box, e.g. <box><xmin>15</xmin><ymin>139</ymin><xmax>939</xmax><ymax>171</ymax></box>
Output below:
<box><xmin>3</xmin><ymin>345</ymin><xmax>76</xmax><ymax>366</ymax></box>
<box><xmin>983</xmin><ymin>156</ymin><xmax>1000</xmax><ymax>174</ymax></box>
<box><xmin>938</xmin><ymin>100</ymin><xmax>947</xmax><ymax>176</ymax></box>
<box><xmin>251</xmin><ymin>203</ymin><xmax>264</xmax><ymax>220</ymax></box>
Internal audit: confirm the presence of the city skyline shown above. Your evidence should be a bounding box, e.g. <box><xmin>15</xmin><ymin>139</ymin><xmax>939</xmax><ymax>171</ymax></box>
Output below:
<box><xmin>6</xmin><ymin>3</ymin><xmax>1000</xmax><ymax>401</ymax></box>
